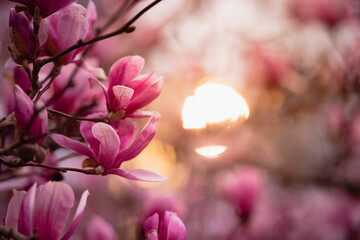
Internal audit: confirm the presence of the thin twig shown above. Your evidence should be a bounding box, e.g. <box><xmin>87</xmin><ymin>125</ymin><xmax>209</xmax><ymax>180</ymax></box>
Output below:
<box><xmin>33</xmin><ymin>67</ymin><xmax>61</xmax><ymax>104</ymax></box>
<box><xmin>48</xmin><ymin>109</ymin><xmax>107</xmax><ymax>122</ymax></box>
<box><xmin>38</xmin><ymin>0</ymin><xmax>162</xmax><ymax>67</ymax></box>
<box><xmin>24</xmin><ymin>163</ymin><xmax>97</xmax><ymax>175</ymax></box>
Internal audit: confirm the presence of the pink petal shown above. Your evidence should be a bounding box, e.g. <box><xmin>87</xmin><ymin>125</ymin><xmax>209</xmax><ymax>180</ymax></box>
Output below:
<box><xmin>115</xmin><ymin>112</ymin><xmax>160</xmax><ymax>163</ymax></box>
<box><xmin>14</xmin><ymin>84</ymin><xmax>34</xmax><ymax>130</ymax></box>
<box><xmin>61</xmin><ymin>190</ymin><xmax>89</xmax><ymax>240</ymax></box>
<box><xmin>91</xmin><ymin>123</ymin><xmax>120</xmax><ymax>168</ymax></box>
<box><xmin>144</xmin><ymin>213</ymin><xmax>159</xmax><ymax>233</ymax></box>
<box><xmin>158</xmin><ymin>211</ymin><xmax>186</xmax><ymax>240</ymax></box>
<box><xmin>108</xmin><ymin>56</ymin><xmax>145</xmax><ymax>98</ymax></box>
<box><xmin>88</xmin><ymin>78</ymin><xmax>111</xmax><ymax>110</ymax></box>
<box><xmin>33</xmin><ymin>182</ymin><xmax>74</xmax><ymax>239</ymax></box>
<box><xmin>146</xmin><ymin>231</ymin><xmax>159</xmax><ymax>240</ymax></box>
<box><xmin>18</xmin><ymin>183</ymin><xmax>37</xmax><ymax>236</ymax></box>
<box><xmin>105</xmin><ymin>168</ymin><xmax>168</xmax><ymax>182</ymax></box>
<box><xmin>110</xmin><ymin>85</ymin><xmax>134</xmax><ymax>112</ymax></box>
<box><xmin>110</xmin><ymin>118</ymin><xmax>138</xmax><ymax>151</ymax></box>
<box><xmin>83</xmin><ymin>215</ymin><xmax>117</xmax><ymax>240</ymax></box>
<box><xmin>5</xmin><ymin>190</ymin><xmax>26</xmax><ymax>230</ymax></box>
<box><xmin>56</xmin><ymin>4</ymin><xmax>89</xmax><ymax>62</ymax></box>
<box><xmin>51</xmin><ymin>133</ymin><xmax>96</xmax><ymax>160</ymax></box>
<box><xmin>127</xmin><ymin>76</ymin><xmax>163</xmax><ymax>113</ymax></box>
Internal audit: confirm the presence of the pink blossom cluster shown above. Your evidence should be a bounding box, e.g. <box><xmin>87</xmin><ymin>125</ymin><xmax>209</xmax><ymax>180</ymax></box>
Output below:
<box><xmin>1</xmin><ymin>0</ymin><xmax>186</xmax><ymax>239</ymax></box>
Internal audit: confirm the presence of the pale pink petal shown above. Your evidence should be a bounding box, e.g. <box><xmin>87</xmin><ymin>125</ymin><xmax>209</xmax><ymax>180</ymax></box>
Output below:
<box><xmin>91</xmin><ymin>123</ymin><xmax>120</xmax><ymax>168</ymax></box>
<box><xmin>105</xmin><ymin>168</ymin><xmax>168</xmax><ymax>182</ymax></box>
<box><xmin>110</xmin><ymin>85</ymin><xmax>134</xmax><ymax>112</ymax></box>
<box><xmin>86</xmin><ymin>0</ymin><xmax>97</xmax><ymax>36</ymax></box>
<box><xmin>51</xmin><ymin>133</ymin><xmax>96</xmax><ymax>160</ymax></box>
<box><xmin>61</xmin><ymin>190</ymin><xmax>90</xmax><ymax>240</ymax></box>
<box><xmin>33</xmin><ymin>182</ymin><xmax>74</xmax><ymax>239</ymax></box>
<box><xmin>127</xmin><ymin>77</ymin><xmax>163</xmax><ymax>113</ymax></box>
<box><xmin>5</xmin><ymin>190</ymin><xmax>26</xmax><ymax>230</ymax></box>
<box><xmin>108</xmin><ymin>56</ymin><xmax>145</xmax><ymax>96</ymax></box>
<box><xmin>57</xmin><ymin>5</ymin><xmax>89</xmax><ymax>62</ymax></box>
<box><xmin>158</xmin><ymin>211</ymin><xmax>186</xmax><ymax>240</ymax></box>
<box><xmin>18</xmin><ymin>183</ymin><xmax>37</xmax><ymax>236</ymax></box>
<box><xmin>115</xmin><ymin>112</ymin><xmax>160</xmax><ymax>163</ymax></box>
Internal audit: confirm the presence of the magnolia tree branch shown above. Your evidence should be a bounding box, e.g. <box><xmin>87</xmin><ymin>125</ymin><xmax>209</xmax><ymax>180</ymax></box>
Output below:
<box><xmin>0</xmin><ymin>225</ymin><xmax>37</xmax><ymax>240</ymax></box>
<box><xmin>38</xmin><ymin>0</ymin><xmax>162</xmax><ymax>67</ymax></box>
<box><xmin>48</xmin><ymin>109</ymin><xmax>107</xmax><ymax>122</ymax></box>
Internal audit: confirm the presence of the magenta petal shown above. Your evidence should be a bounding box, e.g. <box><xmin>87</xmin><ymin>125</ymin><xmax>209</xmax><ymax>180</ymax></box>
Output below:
<box><xmin>105</xmin><ymin>168</ymin><xmax>168</xmax><ymax>182</ymax></box>
<box><xmin>110</xmin><ymin>85</ymin><xmax>134</xmax><ymax>112</ymax></box>
<box><xmin>18</xmin><ymin>183</ymin><xmax>37</xmax><ymax>236</ymax></box>
<box><xmin>14</xmin><ymin>67</ymin><xmax>31</xmax><ymax>92</ymax></box>
<box><xmin>116</xmin><ymin>112</ymin><xmax>160</xmax><ymax>163</ymax></box>
<box><xmin>33</xmin><ymin>182</ymin><xmax>74</xmax><ymax>239</ymax></box>
<box><xmin>146</xmin><ymin>231</ymin><xmax>159</xmax><ymax>240</ymax></box>
<box><xmin>38</xmin><ymin>0</ymin><xmax>76</xmax><ymax>17</ymax></box>
<box><xmin>14</xmin><ymin>84</ymin><xmax>34</xmax><ymax>130</ymax></box>
<box><xmin>158</xmin><ymin>211</ymin><xmax>187</xmax><ymax>240</ymax></box>
<box><xmin>5</xmin><ymin>190</ymin><xmax>26</xmax><ymax>230</ymax></box>
<box><xmin>51</xmin><ymin>133</ymin><xmax>97</xmax><ymax>160</ymax></box>
<box><xmin>144</xmin><ymin>213</ymin><xmax>159</xmax><ymax>233</ymax></box>
<box><xmin>91</xmin><ymin>123</ymin><xmax>120</xmax><ymax>168</ymax></box>
<box><xmin>108</xmin><ymin>56</ymin><xmax>145</xmax><ymax>97</ymax></box>
<box><xmin>110</xmin><ymin>118</ymin><xmax>138</xmax><ymax>151</ymax></box>
<box><xmin>61</xmin><ymin>190</ymin><xmax>89</xmax><ymax>240</ymax></box>
<box><xmin>127</xmin><ymin>76</ymin><xmax>164</xmax><ymax>113</ymax></box>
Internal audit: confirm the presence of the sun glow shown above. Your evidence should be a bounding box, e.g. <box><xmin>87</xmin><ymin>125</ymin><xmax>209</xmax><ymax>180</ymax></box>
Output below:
<box><xmin>195</xmin><ymin>145</ymin><xmax>228</xmax><ymax>158</ymax></box>
<box><xmin>182</xmin><ymin>83</ymin><xmax>249</xmax><ymax>129</ymax></box>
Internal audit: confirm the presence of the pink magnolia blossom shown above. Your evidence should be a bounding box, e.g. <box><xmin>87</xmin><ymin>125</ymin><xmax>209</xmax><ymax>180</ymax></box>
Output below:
<box><xmin>51</xmin><ymin>113</ymin><xmax>167</xmax><ymax>182</ymax></box>
<box><xmin>218</xmin><ymin>167</ymin><xmax>264</xmax><ymax>222</ymax></box>
<box><xmin>8</xmin><ymin>9</ymin><xmax>33</xmax><ymax>64</ymax></box>
<box><xmin>14</xmin><ymin>85</ymin><xmax>48</xmax><ymax>144</ymax></box>
<box><xmin>43</xmin><ymin>1</ymin><xmax>97</xmax><ymax>64</ymax></box>
<box><xmin>97</xmin><ymin>55</ymin><xmax>163</xmax><ymax>116</ymax></box>
<box><xmin>143</xmin><ymin>211</ymin><xmax>187</xmax><ymax>240</ymax></box>
<box><xmin>82</xmin><ymin>215</ymin><xmax>118</xmax><ymax>240</ymax></box>
<box><xmin>4</xmin><ymin>182</ymin><xmax>89</xmax><ymax>240</ymax></box>
<box><xmin>9</xmin><ymin>0</ymin><xmax>75</xmax><ymax>18</ymax></box>
<box><xmin>42</xmin><ymin>63</ymin><xmax>102</xmax><ymax>114</ymax></box>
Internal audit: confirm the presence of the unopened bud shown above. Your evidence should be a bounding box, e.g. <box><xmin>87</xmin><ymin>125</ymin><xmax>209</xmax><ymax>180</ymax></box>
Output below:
<box><xmin>94</xmin><ymin>165</ymin><xmax>105</xmax><ymax>175</ymax></box>
<box><xmin>82</xmin><ymin>158</ymin><xmax>97</xmax><ymax>169</ymax></box>
<box><xmin>15</xmin><ymin>144</ymin><xmax>37</xmax><ymax>162</ymax></box>
<box><xmin>108</xmin><ymin>110</ymin><xmax>125</xmax><ymax>121</ymax></box>
<box><xmin>35</xmin><ymin>146</ymin><xmax>49</xmax><ymax>164</ymax></box>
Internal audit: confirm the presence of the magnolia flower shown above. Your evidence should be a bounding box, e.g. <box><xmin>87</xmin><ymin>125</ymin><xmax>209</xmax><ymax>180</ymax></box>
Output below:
<box><xmin>143</xmin><ymin>211</ymin><xmax>187</xmax><ymax>240</ymax></box>
<box><xmin>4</xmin><ymin>182</ymin><xmax>89</xmax><ymax>240</ymax></box>
<box><xmin>42</xmin><ymin>63</ymin><xmax>101</xmax><ymax>114</ymax></box>
<box><xmin>219</xmin><ymin>167</ymin><xmax>264</xmax><ymax>222</ymax></box>
<box><xmin>14</xmin><ymin>85</ymin><xmax>48</xmax><ymax>144</ymax></box>
<box><xmin>9</xmin><ymin>0</ymin><xmax>75</xmax><ymax>18</ymax></box>
<box><xmin>82</xmin><ymin>215</ymin><xmax>118</xmax><ymax>240</ymax></box>
<box><xmin>51</xmin><ymin>113</ymin><xmax>167</xmax><ymax>182</ymax></box>
<box><xmin>8</xmin><ymin>9</ymin><xmax>33</xmax><ymax>64</ymax></box>
<box><xmin>97</xmin><ymin>56</ymin><xmax>163</xmax><ymax>116</ymax></box>
<box><xmin>43</xmin><ymin>1</ymin><xmax>97</xmax><ymax>64</ymax></box>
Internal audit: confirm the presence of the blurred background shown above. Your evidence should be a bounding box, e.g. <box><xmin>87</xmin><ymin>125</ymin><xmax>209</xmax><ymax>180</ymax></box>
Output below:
<box><xmin>1</xmin><ymin>0</ymin><xmax>360</xmax><ymax>239</ymax></box>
